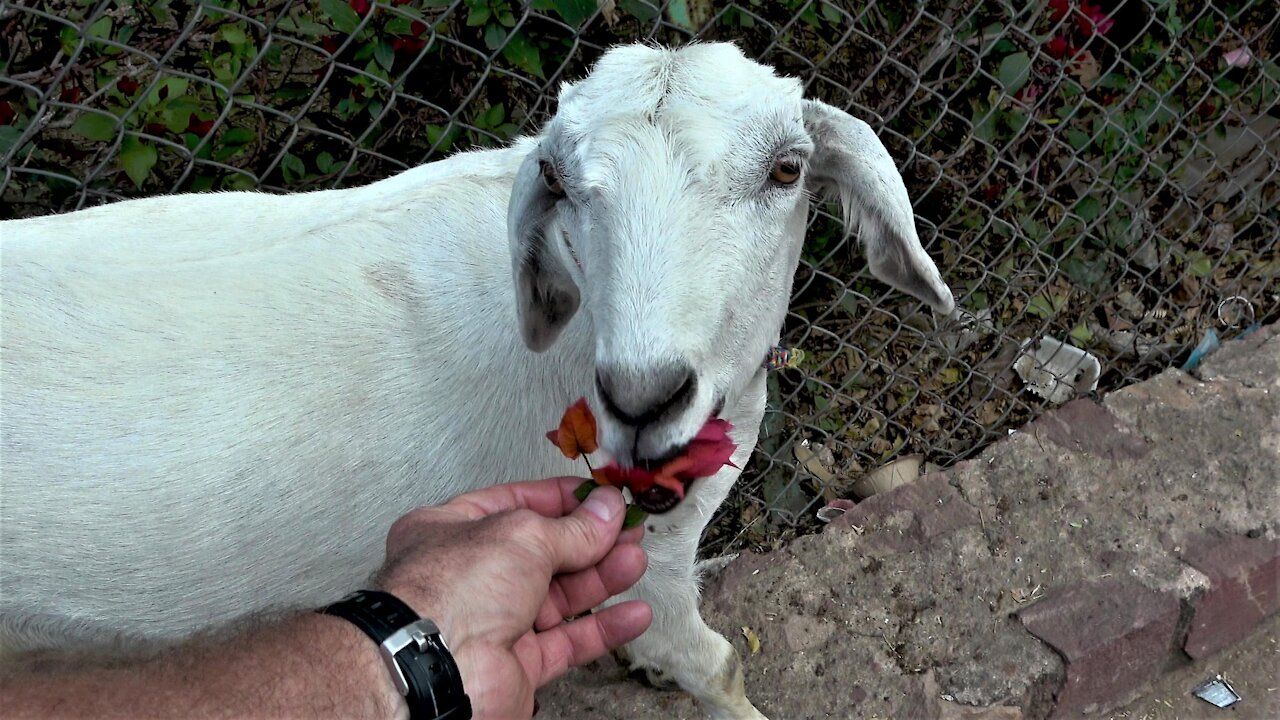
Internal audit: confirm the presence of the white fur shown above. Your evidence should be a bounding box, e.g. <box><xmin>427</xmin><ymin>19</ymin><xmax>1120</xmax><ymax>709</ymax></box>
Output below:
<box><xmin>0</xmin><ymin>43</ymin><xmax>952</xmax><ymax>718</ymax></box>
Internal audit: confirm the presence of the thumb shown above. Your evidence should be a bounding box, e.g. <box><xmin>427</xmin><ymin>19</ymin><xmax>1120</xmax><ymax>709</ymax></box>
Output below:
<box><xmin>538</xmin><ymin>485</ymin><xmax>627</xmax><ymax>574</ymax></box>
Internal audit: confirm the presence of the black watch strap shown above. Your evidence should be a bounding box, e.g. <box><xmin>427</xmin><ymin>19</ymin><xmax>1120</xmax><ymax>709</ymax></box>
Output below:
<box><xmin>321</xmin><ymin>590</ymin><xmax>472</xmax><ymax>720</ymax></box>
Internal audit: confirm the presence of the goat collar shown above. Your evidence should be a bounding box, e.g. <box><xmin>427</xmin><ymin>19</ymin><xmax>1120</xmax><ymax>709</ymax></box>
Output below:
<box><xmin>762</xmin><ymin>346</ymin><xmax>804</xmax><ymax>371</ymax></box>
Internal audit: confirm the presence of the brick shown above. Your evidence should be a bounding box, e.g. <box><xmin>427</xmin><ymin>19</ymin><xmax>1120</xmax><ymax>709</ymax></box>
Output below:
<box><xmin>1018</xmin><ymin>577</ymin><xmax>1180</xmax><ymax>717</ymax></box>
<box><xmin>825</xmin><ymin>472</ymin><xmax>979</xmax><ymax>551</ymax></box>
<box><xmin>1179</xmin><ymin>531</ymin><xmax>1280</xmax><ymax>659</ymax></box>
<box><xmin>1029</xmin><ymin>399</ymin><xmax>1150</xmax><ymax>461</ymax></box>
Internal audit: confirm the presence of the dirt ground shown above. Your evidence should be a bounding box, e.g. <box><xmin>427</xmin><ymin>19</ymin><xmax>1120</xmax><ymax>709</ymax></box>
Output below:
<box><xmin>1112</xmin><ymin>616</ymin><xmax>1278</xmax><ymax>720</ymax></box>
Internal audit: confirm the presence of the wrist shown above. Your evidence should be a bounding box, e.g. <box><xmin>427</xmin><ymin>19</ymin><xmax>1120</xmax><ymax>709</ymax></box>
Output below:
<box><xmin>320</xmin><ymin>590</ymin><xmax>472</xmax><ymax>720</ymax></box>
<box><xmin>309</xmin><ymin>613</ymin><xmax>408</xmax><ymax>720</ymax></box>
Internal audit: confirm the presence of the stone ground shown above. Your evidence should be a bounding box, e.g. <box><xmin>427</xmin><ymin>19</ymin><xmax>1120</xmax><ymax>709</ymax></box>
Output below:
<box><xmin>538</xmin><ymin>322</ymin><xmax>1279</xmax><ymax>719</ymax></box>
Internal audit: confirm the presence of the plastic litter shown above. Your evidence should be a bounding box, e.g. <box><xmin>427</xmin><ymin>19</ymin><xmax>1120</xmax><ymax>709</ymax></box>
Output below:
<box><xmin>816</xmin><ymin>498</ymin><xmax>856</xmax><ymax>523</ymax></box>
<box><xmin>850</xmin><ymin>455</ymin><xmax>922</xmax><ymax>499</ymax></box>
<box><xmin>793</xmin><ymin>439</ymin><xmax>836</xmax><ymax>484</ymax></box>
<box><xmin>1181</xmin><ymin>329</ymin><xmax>1221</xmax><ymax>371</ymax></box>
<box><xmin>1192</xmin><ymin>675</ymin><xmax>1241</xmax><ymax>708</ymax></box>
<box><xmin>1013</xmin><ymin>337</ymin><xmax>1101</xmax><ymax>404</ymax></box>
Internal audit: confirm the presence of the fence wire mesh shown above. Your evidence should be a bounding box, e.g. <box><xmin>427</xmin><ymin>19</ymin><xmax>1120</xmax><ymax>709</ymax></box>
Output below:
<box><xmin>3</xmin><ymin>0</ymin><xmax>1277</xmax><ymax>554</ymax></box>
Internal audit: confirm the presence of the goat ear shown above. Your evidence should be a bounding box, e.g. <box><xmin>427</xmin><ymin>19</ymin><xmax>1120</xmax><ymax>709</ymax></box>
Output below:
<box><xmin>509</xmin><ymin>150</ymin><xmax>580</xmax><ymax>352</ymax></box>
<box><xmin>802</xmin><ymin>100</ymin><xmax>955</xmax><ymax>315</ymax></box>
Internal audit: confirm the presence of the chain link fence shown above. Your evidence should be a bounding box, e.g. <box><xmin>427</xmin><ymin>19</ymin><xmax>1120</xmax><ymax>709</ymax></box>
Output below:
<box><xmin>3</xmin><ymin>1</ymin><xmax>1277</xmax><ymax>554</ymax></box>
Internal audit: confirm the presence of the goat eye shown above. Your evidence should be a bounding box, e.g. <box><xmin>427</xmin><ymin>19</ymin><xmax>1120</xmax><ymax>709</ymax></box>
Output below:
<box><xmin>540</xmin><ymin>161</ymin><xmax>564</xmax><ymax>196</ymax></box>
<box><xmin>769</xmin><ymin>159</ymin><xmax>801</xmax><ymax>186</ymax></box>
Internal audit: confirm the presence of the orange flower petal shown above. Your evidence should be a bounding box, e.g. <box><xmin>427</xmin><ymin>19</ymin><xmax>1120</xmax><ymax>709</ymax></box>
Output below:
<box><xmin>548</xmin><ymin>397</ymin><xmax>599</xmax><ymax>460</ymax></box>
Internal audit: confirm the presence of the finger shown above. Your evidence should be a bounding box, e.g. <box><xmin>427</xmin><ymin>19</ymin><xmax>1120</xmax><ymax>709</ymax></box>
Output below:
<box><xmin>528</xmin><ymin>485</ymin><xmax>629</xmax><ymax>577</ymax></box>
<box><xmin>535</xmin><ymin>543</ymin><xmax>647</xmax><ymax>630</ymax></box>
<box><xmin>533</xmin><ymin>600</ymin><xmax>653</xmax><ymax>686</ymax></box>
<box><xmin>446</xmin><ymin>476</ymin><xmax>588</xmax><ymax>520</ymax></box>
<box><xmin>617</xmin><ymin>522</ymin><xmax>645</xmax><ymax>545</ymax></box>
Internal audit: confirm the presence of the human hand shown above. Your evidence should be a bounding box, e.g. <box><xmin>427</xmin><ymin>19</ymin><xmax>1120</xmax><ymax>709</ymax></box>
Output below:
<box><xmin>375</xmin><ymin>477</ymin><xmax>651</xmax><ymax>719</ymax></box>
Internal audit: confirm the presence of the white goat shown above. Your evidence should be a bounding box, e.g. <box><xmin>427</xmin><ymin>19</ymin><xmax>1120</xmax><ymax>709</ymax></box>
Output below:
<box><xmin>0</xmin><ymin>43</ymin><xmax>953</xmax><ymax>718</ymax></box>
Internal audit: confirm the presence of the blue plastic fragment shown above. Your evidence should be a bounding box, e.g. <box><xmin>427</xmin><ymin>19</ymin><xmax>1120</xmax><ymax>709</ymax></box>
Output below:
<box><xmin>1181</xmin><ymin>329</ymin><xmax>1221</xmax><ymax>371</ymax></box>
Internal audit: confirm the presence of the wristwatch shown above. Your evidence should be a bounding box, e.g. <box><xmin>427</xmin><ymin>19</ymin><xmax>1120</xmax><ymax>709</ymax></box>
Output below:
<box><xmin>320</xmin><ymin>590</ymin><xmax>472</xmax><ymax>720</ymax></box>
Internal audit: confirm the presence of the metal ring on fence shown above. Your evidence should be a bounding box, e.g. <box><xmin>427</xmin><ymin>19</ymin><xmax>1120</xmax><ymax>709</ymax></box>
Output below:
<box><xmin>1216</xmin><ymin>296</ymin><xmax>1254</xmax><ymax>329</ymax></box>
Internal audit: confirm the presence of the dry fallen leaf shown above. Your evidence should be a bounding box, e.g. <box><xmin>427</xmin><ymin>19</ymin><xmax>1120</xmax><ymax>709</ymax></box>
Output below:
<box><xmin>741</xmin><ymin>626</ymin><xmax>761</xmax><ymax>655</ymax></box>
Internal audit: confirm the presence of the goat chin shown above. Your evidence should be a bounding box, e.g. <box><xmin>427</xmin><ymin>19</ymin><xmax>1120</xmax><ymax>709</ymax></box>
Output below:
<box><xmin>2</xmin><ymin>42</ymin><xmax>954</xmax><ymax>720</ymax></box>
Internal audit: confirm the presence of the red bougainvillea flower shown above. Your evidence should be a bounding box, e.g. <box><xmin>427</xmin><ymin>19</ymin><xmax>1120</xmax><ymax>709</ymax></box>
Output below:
<box><xmin>1045</xmin><ymin>36</ymin><xmax>1071</xmax><ymax>59</ymax></box>
<box><xmin>546</xmin><ymin>397</ymin><xmax>599</xmax><ymax>460</ymax></box>
<box><xmin>1076</xmin><ymin>2</ymin><xmax>1114</xmax><ymax>36</ymax></box>
<box><xmin>117</xmin><ymin>77</ymin><xmax>139</xmax><ymax>96</ymax></box>
<box><xmin>1048</xmin><ymin>0</ymin><xmax>1070</xmax><ymax>23</ymax></box>
<box><xmin>1014</xmin><ymin>83</ymin><xmax>1042</xmax><ymax>107</ymax></box>
<box><xmin>0</xmin><ymin>101</ymin><xmax>15</xmax><ymax>126</ymax></box>
<box><xmin>590</xmin><ymin>418</ymin><xmax>738</xmax><ymax>513</ymax></box>
<box><xmin>660</xmin><ymin>418</ymin><xmax>739</xmax><ymax>480</ymax></box>
<box><xmin>186</xmin><ymin>116</ymin><xmax>215</xmax><ymax>137</ymax></box>
<box><xmin>349</xmin><ymin>0</ymin><xmax>372</xmax><ymax>16</ymax></box>
<box><xmin>546</xmin><ymin>399</ymin><xmax>738</xmax><ymax>515</ymax></box>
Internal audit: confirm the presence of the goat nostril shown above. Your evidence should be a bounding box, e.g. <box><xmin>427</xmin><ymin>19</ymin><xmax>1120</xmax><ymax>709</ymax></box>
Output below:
<box><xmin>596</xmin><ymin>362</ymin><xmax>696</xmax><ymax>428</ymax></box>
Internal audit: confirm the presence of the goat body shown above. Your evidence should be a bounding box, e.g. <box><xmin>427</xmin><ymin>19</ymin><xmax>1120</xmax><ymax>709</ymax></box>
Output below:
<box><xmin>2</xmin><ymin>44</ymin><xmax>953</xmax><ymax>719</ymax></box>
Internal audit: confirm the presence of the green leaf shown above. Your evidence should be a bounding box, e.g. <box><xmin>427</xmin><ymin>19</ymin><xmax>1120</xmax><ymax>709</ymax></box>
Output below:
<box><xmin>558</xmin><ymin>0</ymin><xmax>597</xmax><ymax>26</ymax></box>
<box><xmin>1064</xmin><ymin>128</ymin><xmax>1091</xmax><ymax>151</ymax></box>
<box><xmin>480</xmin><ymin>103</ymin><xmax>505</xmax><ymax>128</ymax></box>
<box><xmin>1187</xmin><ymin>254</ymin><xmax>1213</xmax><ymax>277</ymax></box>
<box><xmin>220</xmin><ymin>24</ymin><xmax>248</xmax><ymax>46</ymax></box>
<box><xmin>87</xmin><ymin>16</ymin><xmax>113</xmax><ymax>41</ymax></box>
<box><xmin>997</xmin><ymin>51</ymin><xmax>1032</xmax><ymax>94</ymax></box>
<box><xmin>315</xmin><ymin>151</ymin><xmax>336</xmax><ymax>173</ymax></box>
<box><xmin>221</xmin><ymin>127</ymin><xmax>255</xmax><ymax>146</ymax></box>
<box><xmin>71</xmin><ymin>113</ymin><xmax>117</xmax><ymax>141</ymax></box>
<box><xmin>622</xmin><ymin>505</ymin><xmax>648</xmax><ymax>530</ymax></box>
<box><xmin>618</xmin><ymin>0</ymin><xmax>660</xmax><ymax>23</ymax></box>
<box><xmin>1069</xmin><ymin>323</ymin><xmax>1094</xmax><ymax>344</ymax></box>
<box><xmin>1074</xmin><ymin>196</ymin><xmax>1100</xmax><ymax>222</ymax></box>
<box><xmin>319</xmin><ymin>0</ymin><xmax>360</xmax><ymax>33</ymax></box>
<box><xmin>501</xmin><ymin>32</ymin><xmax>544</xmax><ymax>78</ymax></box>
<box><xmin>574</xmin><ymin>480</ymin><xmax>597</xmax><ymax>502</ymax></box>
<box><xmin>278</xmin><ymin>15</ymin><xmax>331</xmax><ymax>37</ymax></box>
<box><xmin>0</xmin><ymin>126</ymin><xmax>25</xmax><ymax>155</ymax></box>
<box><xmin>374</xmin><ymin>40</ymin><xmax>394</xmax><ymax>71</ymax></box>
<box><xmin>466</xmin><ymin>5</ymin><xmax>491</xmax><ymax>26</ymax></box>
<box><xmin>483</xmin><ymin>23</ymin><xmax>506</xmax><ymax>50</ymax></box>
<box><xmin>119</xmin><ymin>136</ymin><xmax>158</xmax><ymax>188</ymax></box>
<box><xmin>281</xmin><ymin>153</ymin><xmax>305</xmax><ymax>182</ymax></box>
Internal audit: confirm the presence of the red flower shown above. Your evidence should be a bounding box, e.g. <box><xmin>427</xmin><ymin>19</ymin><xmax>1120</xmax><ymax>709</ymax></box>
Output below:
<box><xmin>661</xmin><ymin>418</ymin><xmax>739</xmax><ymax>480</ymax></box>
<box><xmin>118</xmin><ymin>77</ymin><xmax>139</xmax><ymax>96</ymax></box>
<box><xmin>1048</xmin><ymin>0</ymin><xmax>1070</xmax><ymax>23</ymax></box>
<box><xmin>0</xmin><ymin>101</ymin><xmax>15</xmax><ymax>125</ymax></box>
<box><xmin>186</xmin><ymin>116</ymin><xmax>215</xmax><ymax>137</ymax></box>
<box><xmin>547</xmin><ymin>401</ymin><xmax>738</xmax><ymax>515</ymax></box>
<box><xmin>1045</xmin><ymin>36</ymin><xmax>1071</xmax><ymax>59</ymax></box>
<box><xmin>546</xmin><ymin>397</ymin><xmax>599</xmax><ymax>460</ymax></box>
<box><xmin>60</xmin><ymin>85</ymin><xmax>82</xmax><ymax>103</ymax></box>
<box><xmin>349</xmin><ymin>0</ymin><xmax>371</xmax><ymax>16</ymax></box>
<box><xmin>143</xmin><ymin>122</ymin><xmax>167</xmax><ymax>136</ymax></box>
<box><xmin>588</xmin><ymin>418</ymin><xmax>738</xmax><ymax>512</ymax></box>
<box><xmin>320</xmin><ymin>35</ymin><xmax>340</xmax><ymax>54</ymax></box>
<box><xmin>1015</xmin><ymin>84</ymin><xmax>1042</xmax><ymax>106</ymax></box>
<box><xmin>1076</xmin><ymin>2</ymin><xmax>1114</xmax><ymax>36</ymax></box>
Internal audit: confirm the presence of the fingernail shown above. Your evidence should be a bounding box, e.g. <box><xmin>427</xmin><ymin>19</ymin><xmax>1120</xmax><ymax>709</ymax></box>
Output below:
<box><xmin>582</xmin><ymin>487</ymin><xmax>619</xmax><ymax>523</ymax></box>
